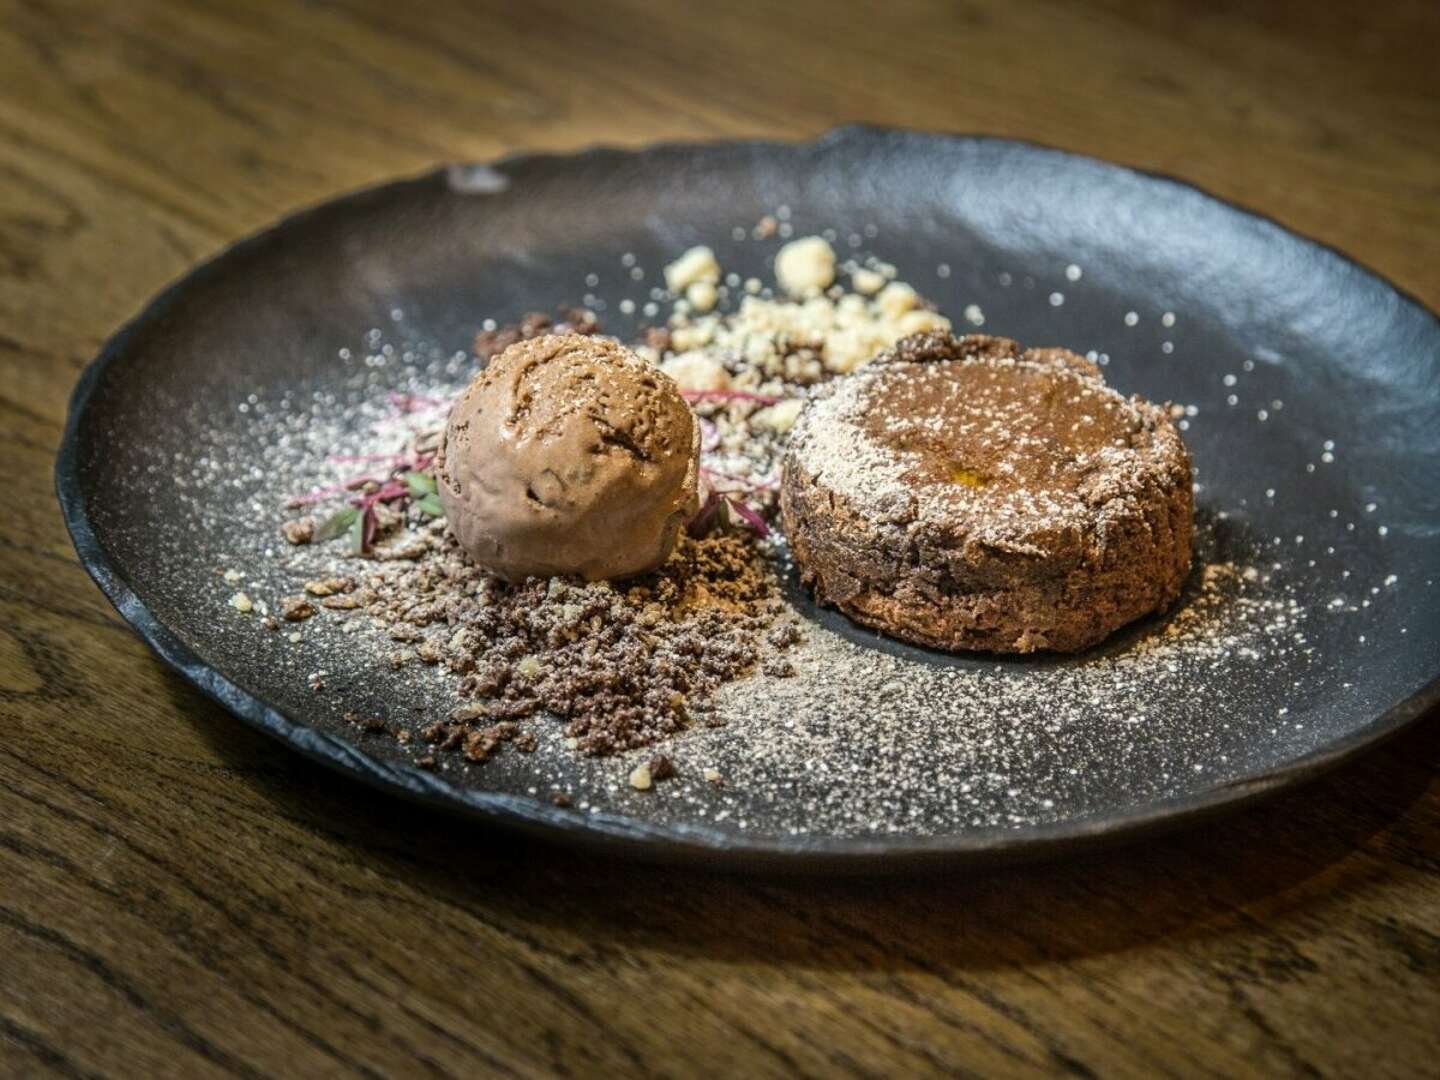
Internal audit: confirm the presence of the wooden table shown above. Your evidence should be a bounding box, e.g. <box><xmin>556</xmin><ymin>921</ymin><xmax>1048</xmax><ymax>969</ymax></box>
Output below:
<box><xmin>3</xmin><ymin>2</ymin><xmax>1437</xmax><ymax>1075</ymax></box>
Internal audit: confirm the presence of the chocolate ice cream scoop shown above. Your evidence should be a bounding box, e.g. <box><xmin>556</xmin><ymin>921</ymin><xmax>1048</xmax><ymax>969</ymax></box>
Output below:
<box><xmin>435</xmin><ymin>333</ymin><xmax>700</xmax><ymax>581</ymax></box>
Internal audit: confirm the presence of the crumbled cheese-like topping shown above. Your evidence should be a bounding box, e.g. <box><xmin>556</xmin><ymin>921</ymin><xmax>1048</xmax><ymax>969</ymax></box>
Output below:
<box><xmin>661</xmin><ymin>352</ymin><xmax>731</xmax><ymax>392</ymax></box>
<box><xmin>664</xmin><ymin>246</ymin><xmax>721</xmax><ymax>292</ymax></box>
<box><xmin>850</xmin><ymin>267</ymin><xmax>885</xmax><ymax>294</ymax></box>
<box><xmin>750</xmin><ymin>398</ymin><xmax>804</xmax><ymax>434</ymax></box>
<box><xmin>774</xmin><ymin>236</ymin><xmax>837</xmax><ymax>297</ymax></box>
<box><xmin>686</xmin><ymin>280</ymin><xmax>718</xmax><ymax>313</ymax></box>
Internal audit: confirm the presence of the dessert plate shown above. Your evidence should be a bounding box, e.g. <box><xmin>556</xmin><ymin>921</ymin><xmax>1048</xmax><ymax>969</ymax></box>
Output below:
<box><xmin>57</xmin><ymin>127</ymin><xmax>1440</xmax><ymax>872</ymax></box>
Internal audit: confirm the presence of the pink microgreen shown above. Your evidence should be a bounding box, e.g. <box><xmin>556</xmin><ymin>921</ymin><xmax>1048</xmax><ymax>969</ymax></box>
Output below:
<box><xmin>725</xmin><ymin>497</ymin><xmax>771</xmax><ymax>538</ymax></box>
<box><xmin>700</xmin><ymin>465</ymin><xmax>777</xmax><ymax>492</ymax></box>
<box><xmin>687</xmin><ymin>491</ymin><xmax>723</xmax><ymax>538</ymax></box>
<box><xmin>681</xmin><ymin>389</ymin><xmax>783</xmax><ymax>406</ymax></box>
<box><xmin>388</xmin><ymin>391</ymin><xmax>447</xmax><ymax>414</ymax></box>
<box><xmin>699</xmin><ymin>418</ymin><xmax>720</xmax><ymax>453</ymax></box>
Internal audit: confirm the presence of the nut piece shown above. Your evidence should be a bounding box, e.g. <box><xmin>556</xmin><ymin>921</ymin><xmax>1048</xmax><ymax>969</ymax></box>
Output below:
<box><xmin>775</xmin><ymin>236</ymin><xmax>836</xmax><ymax>297</ymax></box>
<box><xmin>628</xmin><ymin>763</ymin><xmax>653</xmax><ymax>791</ymax></box>
<box><xmin>876</xmin><ymin>281</ymin><xmax>920</xmax><ymax>319</ymax></box>
<box><xmin>686</xmin><ymin>280</ymin><xmax>718</xmax><ymax>313</ymax></box>
<box><xmin>851</xmin><ymin>267</ymin><xmax>885</xmax><ymax>295</ymax></box>
<box><xmin>664</xmin><ymin>246</ymin><xmax>721</xmax><ymax>292</ymax></box>
<box><xmin>304</xmin><ymin>577</ymin><xmax>353</xmax><ymax>597</ymax></box>
<box><xmin>280</xmin><ymin>596</ymin><xmax>316</xmax><ymax>621</ymax></box>
<box><xmin>281</xmin><ymin>517</ymin><xmax>314</xmax><ymax>545</ymax></box>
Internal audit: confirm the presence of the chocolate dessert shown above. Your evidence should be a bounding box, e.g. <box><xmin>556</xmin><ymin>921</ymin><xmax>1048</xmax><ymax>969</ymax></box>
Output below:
<box><xmin>781</xmin><ymin>331</ymin><xmax>1194</xmax><ymax>653</ymax></box>
<box><xmin>435</xmin><ymin>333</ymin><xmax>701</xmax><ymax>581</ymax></box>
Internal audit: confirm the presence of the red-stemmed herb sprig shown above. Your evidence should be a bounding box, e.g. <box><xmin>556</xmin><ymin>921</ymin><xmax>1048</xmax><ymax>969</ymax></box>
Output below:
<box><xmin>387</xmin><ymin>391</ymin><xmax>448</xmax><ymax>414</ymax></box>
<box><xmin>690</xmin><ymin>465</ymin><xmax>776</xmax><ymax>540</ymax></box>
<box><xmin>290</xmin><ymin>447</ymin><xmax>442</xmax><ymax>555</ymax></box>
<box><xmin>681</xmin><ymin>389</ymin><xmax>783</xmax><ymax>406</ymax></box>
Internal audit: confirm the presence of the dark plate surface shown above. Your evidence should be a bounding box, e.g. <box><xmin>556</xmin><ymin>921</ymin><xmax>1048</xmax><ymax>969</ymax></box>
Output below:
<box><xmin>57</xmin><ymin>127</ymin><xmax>1440</xmax><ymax>872</ymax></box>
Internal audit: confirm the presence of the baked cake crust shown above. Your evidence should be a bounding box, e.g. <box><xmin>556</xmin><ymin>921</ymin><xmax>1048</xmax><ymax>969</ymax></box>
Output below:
<box><xmin>780</xmin><ymin>331</ymin><xmax>1194</xmax><ymax>653</ymax></box>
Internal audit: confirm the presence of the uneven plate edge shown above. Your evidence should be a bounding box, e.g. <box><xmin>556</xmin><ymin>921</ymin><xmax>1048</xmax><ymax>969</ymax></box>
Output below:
<box><xmin>51</xmin><ymin>126</ymin><xmax>1440</xmax><ymax>875</ymax></box>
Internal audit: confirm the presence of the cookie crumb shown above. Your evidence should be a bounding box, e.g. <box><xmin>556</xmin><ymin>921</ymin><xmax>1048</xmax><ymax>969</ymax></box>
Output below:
<box><xmin>280</xmin><ymin>596</ymin><xmax>316</xmax><ymax>621</ymax></box>
<box><xmin>282</xmin><ymin>517</ymin><xmax>315</xmax><ymax>545</ymax></box>
<box><xmin>305</xmin><ymin>577</ymin><xmax>353</xmax><ymax>597</ymax></box>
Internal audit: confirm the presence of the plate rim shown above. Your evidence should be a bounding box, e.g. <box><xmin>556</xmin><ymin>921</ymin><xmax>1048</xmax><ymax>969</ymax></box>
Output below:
<box><xmin>54</xmin><ymin>125</ymin><xmax>1440</xmax><ymax>872</ymax></box>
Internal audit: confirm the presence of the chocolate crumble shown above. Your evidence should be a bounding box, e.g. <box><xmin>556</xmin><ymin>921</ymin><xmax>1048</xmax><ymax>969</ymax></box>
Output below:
<box><xmin>352</xmin><ymin>531</ymin><xmax>786</xmax><ymax>757</ymax></box>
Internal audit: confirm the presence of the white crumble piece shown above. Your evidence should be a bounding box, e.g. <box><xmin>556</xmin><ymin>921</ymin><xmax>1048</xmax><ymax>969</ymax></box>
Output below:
<box><xmin>743</xmin><ymin>277</ymin><xmax>762</xmax><ymax>295</ymax></box>
<box><xmin>628</xmin><ymin>763</ymin><xmax>653</xmax><ymax>791</ymax></box>
<box><xmin>229</xmin><ymin>592</ymin><xmax>254</xmax><ymax>613</ymax></box>
<box><xmin>750</xmin><ymin>398</ymin><xmax>805</xmax><ymax>434</ymax></box>
<box><xmin>686</xmin><ymin>280</ymin><xmax>719</xmax><ymax>313</ymax></box>
<box><xmin>774</xmin><ymin>236</ymin><xmax>837</xmax><ymax>296</ymax></box>
<box><xmin>1065</xmin><ymin>263</ymin><xmax>1083</xmax><ymax>281</ymax></box>
<box><xmin>661</xmin><ymin>352</ymin><xmax>731</xmax><ymax>392</ymax></box>
<box><xmin>1124</xmin><ymin>311</ymin><xmax>1139</xmax><ymax>326</ymax></box>
<box><xmin>669</xmin><ymin>321</ymin><xmax>717</xmax><ymax>352</ymax></box>
<box><xmin>963</xmin><ymin>304</ymin><xmax>986</xmax><ymax>327</ymax></box>
<box><xmin>288</xmin><ymin>631</ymin><xmax>303</xmax><ymax>644</ymax></box>
<box><xmin>703</xmin><ymin>768</ymin><xmax>723</xmax><ymax>784</ymax></box>
<box><xmin>222</xmin><ymin>568</ymin><xmax>243</xmax><ymax>584</ymax></box>
<box><xmin>663</xmin><ymin>246</ymin><xmax>721</xmax><ymax>292</ymax></box>
<box><xmin>876</xmin><ymin>281</ymin><xmax>920</xmax><ymax>319</ymax></box>
<box><xmin>851</xmin><ymin>267</ymin><xmax>886</xmax><ymax>295</ymax></box>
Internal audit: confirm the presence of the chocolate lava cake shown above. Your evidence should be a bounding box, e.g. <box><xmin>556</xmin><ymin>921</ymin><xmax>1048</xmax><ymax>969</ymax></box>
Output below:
<box><xmin>780</xmin><ymin>332</ymin><xmax>1194</xmax><ymax>653</ymax></box>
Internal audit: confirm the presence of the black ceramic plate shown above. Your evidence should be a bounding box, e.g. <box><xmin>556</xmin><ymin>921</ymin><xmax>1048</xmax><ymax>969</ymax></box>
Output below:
<box><xmin>57</xmin><ymin>127</ymin><xmax>1440</xmax><ymax>872</ymax></box>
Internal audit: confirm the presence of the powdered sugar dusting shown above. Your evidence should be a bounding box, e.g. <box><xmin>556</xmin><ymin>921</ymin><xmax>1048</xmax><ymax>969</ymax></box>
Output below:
<box><xmin>99</xmin><ymin>225</ymin><xmax>1417</xmax><ymax>843</ymax></box>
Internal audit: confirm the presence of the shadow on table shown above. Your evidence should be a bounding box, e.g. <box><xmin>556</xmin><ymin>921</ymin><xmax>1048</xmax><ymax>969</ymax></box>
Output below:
<box><xmin>169</xmin><ymin>667</ymin><xmax>1439</xmax><ymax>976</ymax></box>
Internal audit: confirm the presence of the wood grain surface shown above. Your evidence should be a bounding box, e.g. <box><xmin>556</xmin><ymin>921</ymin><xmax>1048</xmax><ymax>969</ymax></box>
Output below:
<box><xmin>3</xmin><ymin>1</ymin><xmax>1438</xmax><ymax>1076</ymax></box>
